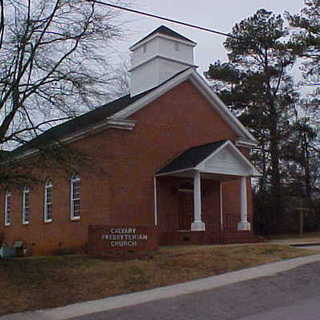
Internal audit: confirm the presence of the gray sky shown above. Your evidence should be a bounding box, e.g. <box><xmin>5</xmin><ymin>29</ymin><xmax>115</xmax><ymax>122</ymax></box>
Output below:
<box><xmin>112</xmin><ymin>0</ymin><xmax>305</xmax><ymax>75</ymax></box>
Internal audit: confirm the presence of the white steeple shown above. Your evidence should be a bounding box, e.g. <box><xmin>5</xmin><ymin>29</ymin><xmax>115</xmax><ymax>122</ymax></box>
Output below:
<box><xmin>129</xmin><ymin>26</ymin><xmax>197</xmax><ymax>97</ymax></box>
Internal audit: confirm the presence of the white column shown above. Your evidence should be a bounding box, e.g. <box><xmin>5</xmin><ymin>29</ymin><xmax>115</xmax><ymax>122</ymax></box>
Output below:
<box><xmin>220</xmin><ymin>182</ymin><xmax>223</xmax><ymax>231</ymax></box>
<box><xmin>191</xmin><ymin>171</ymin><xmax>205</xmax><ymax>231</ymax></box>
<box><xmin>237</xmin><ymin>176</ymin><xmax>251</xmax><ymax>231</ymax></box>
<box><xmin>153</xmin><ymin>177</ymin><xmax>158</xmax><ymax>226</ymax></box>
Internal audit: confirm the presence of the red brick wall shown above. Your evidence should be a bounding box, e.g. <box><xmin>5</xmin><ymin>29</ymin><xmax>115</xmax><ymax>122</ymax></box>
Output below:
<box><xmin>156</xmin><ymin>176</ymin><xmax>221</xmax><ymax>233</ymax></box>
<box><xmin>0</xmin><ymin>80</ymin><xmax>254</xmax><ymax>255</ymax></box>
<box><xmin>88</xmin><ymin>225</ymin><xmax>158</xmax><ymax>259</ymax></box>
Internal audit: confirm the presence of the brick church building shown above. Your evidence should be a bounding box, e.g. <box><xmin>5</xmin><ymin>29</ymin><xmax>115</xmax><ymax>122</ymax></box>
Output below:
<box><xmin>0</xmin><ymin>26</ymin><xmax>260</xmax><ymax>256</ymax></box>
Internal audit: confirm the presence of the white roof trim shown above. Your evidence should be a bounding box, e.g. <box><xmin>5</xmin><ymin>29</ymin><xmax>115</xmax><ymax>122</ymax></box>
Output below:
<box><xmin>111</xmin><ymin>68</ymin><xmax>257</xmax><ymax>145</ymax></box>
<box><xmin>11</xmin><ymin>119</ymin><xmax>136</xmax><ymax>161</ymax></box>
<box><xmin>156</xmin><ymin>140</ymin><xmax>260</xmax><ymax>177</ymax></box>
<box><xmin>130</xmin><ymin>33</ymin><xmax>196</xmax><ymax>51</ymax></box>
<box><xmin>196</xmin><ymin>140</ymin><xmax>261</xmax><ymax>177</ymax></box>
<box><xmin>129</xmin><ymin>54</ymin><xmax>197</xmax><ymax>72</ymax></box>
<box><xmin>188</xmin><ymin>72</ymin><xmax>257</xmax><ymax>145</ymax></box>
<box><xmin>156</xmin><ymin>168</ymin><xmax>195</xmax><ymax>177</ymax></box>
<box><xmin>61</xmin><ymin>119</ymin><xmax>135</xmax><ymax>144</ymax></box>
<box><xmin>236</xmin><ymin>138</ymin><xmax>257</xmax><ymax>148</ymax></box>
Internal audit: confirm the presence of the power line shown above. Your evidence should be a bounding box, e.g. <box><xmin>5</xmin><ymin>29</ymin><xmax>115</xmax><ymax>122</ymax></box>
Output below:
<box><xmin>87</xmin><ymin>0</ymin><xmax>238</xmax><ymax>39</ymax></box>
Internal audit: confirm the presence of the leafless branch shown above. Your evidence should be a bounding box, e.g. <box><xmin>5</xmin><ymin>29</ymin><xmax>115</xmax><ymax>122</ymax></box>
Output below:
<box><xmin>0</xmin><ymin>0</ymin><xmax>128</xmax><ymax>149</ymax></box>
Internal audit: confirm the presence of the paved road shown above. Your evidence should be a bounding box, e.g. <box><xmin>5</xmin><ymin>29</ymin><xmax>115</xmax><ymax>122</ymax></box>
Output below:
<box><xmin>70</xmin><ymin>261</ymin><xmax>320</xmax><ymax>320</ymax></box>
<box><xmin>239</xmin><ymin>296</ymin><xmax>320</xmax><ymax>320</ymax></box>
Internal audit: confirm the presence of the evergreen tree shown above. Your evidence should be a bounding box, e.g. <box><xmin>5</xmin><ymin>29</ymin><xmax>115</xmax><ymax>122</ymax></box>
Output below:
<box><xmin>287</xmin><ymin>0</ymin><xmax>320</xmax><ymax>198</ymax></box>
<box><xmin>281</xmin><ymin>112</ymin><xmax>319</xmax><ymax>199</ymax></box>
<box><xmin>205</xmin><ymin>9</ymin><xmax>298</xmax><ymax>231</ymax></box>
<box><xmin>287</xmin><ymin>0</ymin><xmax>320</xmax><ymax>83</ymax></box>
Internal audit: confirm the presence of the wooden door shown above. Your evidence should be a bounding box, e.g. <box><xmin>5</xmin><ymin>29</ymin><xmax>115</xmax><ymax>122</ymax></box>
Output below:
<box><xmin>178</xmin><ymin>192</ymin><xmax>193</xmax><ymax>230</ymax></box>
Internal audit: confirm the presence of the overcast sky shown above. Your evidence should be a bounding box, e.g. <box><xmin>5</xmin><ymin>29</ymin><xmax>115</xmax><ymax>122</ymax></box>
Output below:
<box><xmin>111</xmin><ymin>0</ymin><xmax>305</xmax><ymax>76</ymax></box>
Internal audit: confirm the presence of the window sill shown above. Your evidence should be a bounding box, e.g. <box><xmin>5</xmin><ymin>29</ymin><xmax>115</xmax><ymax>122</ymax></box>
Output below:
<box><xmin>44</xmin><ymin>219</ymin><xmax>53</xmax><ymax>224</ymax></box>
<box><xmin>22</xmin><ymin>222</ymin><xmax>29</xmax><ymax>225</ymax></box>
<box><xmin>70</xmin><ymin>216</ymin><xmax>80</xmax><ymax>222</ymax></box>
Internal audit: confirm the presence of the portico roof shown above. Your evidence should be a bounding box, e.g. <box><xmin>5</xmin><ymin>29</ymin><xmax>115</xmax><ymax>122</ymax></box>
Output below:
<box><xmin>157</xmin><ymin>140</ymin><xmax>260</xmax><ymax>178</ymax></box>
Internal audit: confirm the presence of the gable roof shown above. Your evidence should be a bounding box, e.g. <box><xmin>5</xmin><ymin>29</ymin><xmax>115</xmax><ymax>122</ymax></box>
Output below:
<box><xmin>157</xmin><ymin>140</ymin><xmax>227</xmax><ymax>175</ymax></box>
<box><xmin>157</xmin><ymin>140</ymin><xmax>261</xmax><ymax>177</ymax></box>
<box><xmin>8</xmin><ymin>67</ymin><xmax>257</xmax><ymax>159</ymax></box>
<box><xmin>10</xmin><ymin>89</ymin><xmax>152</xmax><ymax>157</ymax></box>
<box><xmin>9</xmin><ymin>68</ymin><xmax>191</xmax><ymax>158</ymax></box>
<box><xmin>110</xmin><ymin>68</ymin><xmax>257</xmax><ymax>146</ymax></box>
<box><xmin>130</xmin><ymin>25</ymin><xmax>196</xmax><ymax>49</ymax></box>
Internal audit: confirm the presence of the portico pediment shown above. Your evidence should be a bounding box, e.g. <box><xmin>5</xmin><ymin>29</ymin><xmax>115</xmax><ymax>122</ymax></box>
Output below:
<box><xmin>196</xmin><ymin>141</ymin><xmax>259</xmax><ymax>177</ymax></box>
<box><xmin>157</xmin><ymin>140</ymin><xmax>260</xmax><ymax>178</ymax></box>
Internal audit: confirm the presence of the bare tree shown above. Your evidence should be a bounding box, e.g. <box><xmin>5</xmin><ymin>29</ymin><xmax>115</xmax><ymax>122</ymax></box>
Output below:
<box><xmin>108</xmin><ymin>59</ymin><xmax>130</xmax><ymax>99</ymax></box>
<box><xmin>0</xmin><ymin>0</ymin><xmax>128</xmax><ymax>149</ymax></box>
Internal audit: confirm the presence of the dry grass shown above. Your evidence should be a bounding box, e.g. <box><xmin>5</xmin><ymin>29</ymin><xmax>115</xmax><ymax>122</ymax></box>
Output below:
<box><xmin>269</xmin><ymin>232</ymin><xmax>320</xmax><ymax>240</ymax></box>
<box><xmin>0</xmin><ymin>244</ymin><xmax>317</xmax><ymax>316</ymax></box>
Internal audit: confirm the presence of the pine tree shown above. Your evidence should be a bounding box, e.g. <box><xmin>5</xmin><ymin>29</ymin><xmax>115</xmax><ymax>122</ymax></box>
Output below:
<box><xmin>287</xmin><ymin>0</ymin><xmax>320</xmax><ymax>83</ymax></box>
<box><xmin>205</xmin><ymin>9</ymin><xmax>298</xmax><ymax>231</ymax></box>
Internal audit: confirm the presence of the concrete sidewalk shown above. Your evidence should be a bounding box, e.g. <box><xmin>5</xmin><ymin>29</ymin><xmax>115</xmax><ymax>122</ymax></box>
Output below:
<box><xmin>2</xmin><ymin>253</ymin><xmax>320</xmax><ymax>320</ymax></box>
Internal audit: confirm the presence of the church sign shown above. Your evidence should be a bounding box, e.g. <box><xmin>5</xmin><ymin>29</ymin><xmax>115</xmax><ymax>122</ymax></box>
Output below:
<box><xmin>88</xmin><ymin>225</ymin><xmax>158</xmax><ymax>258</ymax></box>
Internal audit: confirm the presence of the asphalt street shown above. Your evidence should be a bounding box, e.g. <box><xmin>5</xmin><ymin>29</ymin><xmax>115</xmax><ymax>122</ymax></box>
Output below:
<box><xmin>70</xmin><ymin>261</ymin><xmax>320</xmax><ymax>320</ymax></box>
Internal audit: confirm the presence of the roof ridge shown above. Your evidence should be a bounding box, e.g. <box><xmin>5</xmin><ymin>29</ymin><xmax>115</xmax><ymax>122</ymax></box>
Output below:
<box><xmin>10</xmin><ymin>69</ymin><xmax>193</xmax><ymax>157</ymax></box>
<box><xmin>130</xmin><ymin>25</ymin><xmax>196</xmax><ymax>49</ymax></box>
<box><xmin>157</xmin><ymin>140</ymin><xmax>230</xmax><ymax>175</ymax></box>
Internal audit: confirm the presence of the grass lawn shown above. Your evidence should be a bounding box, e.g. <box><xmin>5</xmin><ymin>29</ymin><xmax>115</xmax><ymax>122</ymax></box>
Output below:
<box><xmin>0</xmin><ymin>244</ymin><xmax>318</xmax><ymax>316</ymax></box>
<box><xmin>269</xmin><ymin>232</ymin><xmax>320</xmax><ymax>241</ymax></box>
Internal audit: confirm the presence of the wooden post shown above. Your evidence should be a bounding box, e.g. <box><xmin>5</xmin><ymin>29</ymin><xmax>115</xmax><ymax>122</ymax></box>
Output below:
<box><xmin>298</xmin><ymin>198</ymin><xmax>304</xmax><ymax>237</ymax></box>
<box><xmin>299</xmin><ymin>210</ymin><xmax>304</xmax><ymax>237</ymax></box>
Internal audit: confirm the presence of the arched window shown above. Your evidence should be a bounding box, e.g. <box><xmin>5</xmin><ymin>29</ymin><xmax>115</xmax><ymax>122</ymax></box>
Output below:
<box><xmin>44</xmin><ymin>180</ymin><xmax>53</xmax><ymax>223</ymax></box>
<box><xmin>70</xmin><ymin>174</ymin><xmax>80</xmax><ymax>220</ymax></box>
<box><xmin>4</xmin><ymin>190</ymin><xmax>11</xmax><ymax>226</ymax></box>
<box><xmin>22</xmin><ymin>186</ymin><xmax>30</xmax><ymax>224</ymax></box>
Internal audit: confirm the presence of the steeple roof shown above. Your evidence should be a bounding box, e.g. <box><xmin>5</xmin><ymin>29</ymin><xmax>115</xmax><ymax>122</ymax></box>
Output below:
<box><xmin>130</xmin><ymin>25</ymin><xmax>196</xmax><ymax>49</ymax></box>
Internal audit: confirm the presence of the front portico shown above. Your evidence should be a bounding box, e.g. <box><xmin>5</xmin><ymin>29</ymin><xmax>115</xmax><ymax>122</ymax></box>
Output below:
<box><xmin>155</xmin><ymin>140</ymin><xmax>260</xmax><ymax>244</ymax></box>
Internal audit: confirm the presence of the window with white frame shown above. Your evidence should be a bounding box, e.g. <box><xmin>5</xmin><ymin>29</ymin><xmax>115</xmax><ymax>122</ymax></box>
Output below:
<box><xmin>44</xmin><ymin>180</ymin><xmax>53</xmax><ymax>222</ymax></box>
<box><xmin>4</xmin><ymin>190</ymin><xmax>11</xmax><ymax>226</ymax></box>
<box><xmin>22</xmin><ymin>186</ymin><xmax>30</xmax><ymax>224</ymax></box>
<box><xmin>70</xmin><ymin>174</ymin><xmax>80</xmax><ymax>220</ymax></box>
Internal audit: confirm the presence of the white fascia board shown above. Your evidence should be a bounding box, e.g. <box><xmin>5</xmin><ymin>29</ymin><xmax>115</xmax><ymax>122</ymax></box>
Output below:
<box><xmin>11</xmin><ymin>119</ymin><xmax>136</xmax><ymax>162</ymax></box>
<box><xmin>111</xmin><ymin>68</ymin><xmax>195</xmax><ymax>119</ymax></box>
<box><xmin>61</xmin><ymin>119</ymin><xmax>136</xmax><ymax>144</ymax></box>
<box><xmin>129</xmin><ymin>54</ymin><xmax>197</xmax><ymax>72</ymax></box>
<box><xmin>193</xmin><ymin>140</ymin><xmax>229</xmax><ymax>172</ymax></box>
<box><xmin>13</xmin><ymin>149</ymin><xmax>38</xmax><ymax>161</ymax></box>
<box><xmin>111</xmin><ymin>68</ymin><xmax>257</xmax><ymax>146</ymax></box>
<box><xmin>235</xmin><ymin>139</ymin><xmax>257</xmax><ymax>148</ymax></box>
<box><xmin>199</xmin><ymin>168</ymin><xmax>260</xmax><ymax>177</ymax></box>
<box><xmin>155</xmin><ymin>141</ymin><xmax>261</xmax><ymax>177</ymax></box>
<box><xmin>103</xmin><ymin>119</ymin><xmax>136</xmax><ymax>131</ymax></box>
<box><xmin>187</xmin><ymin>72</ymin><xmax>258</xmax><ymax>146</ymax></box>
<box><xmin>195</xmin><ymin>140</ymin><xmax>261</xmax><ymax>177</ymax></box>
<box><xmin>130</xmin><ymin>33</ymin><xmax>196</xmax><ymax>51</ymax></box>
<box><xmin>155</xmin><ymin>168</ymin><xmax>195</xmax><ymax>177</ymax></box>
